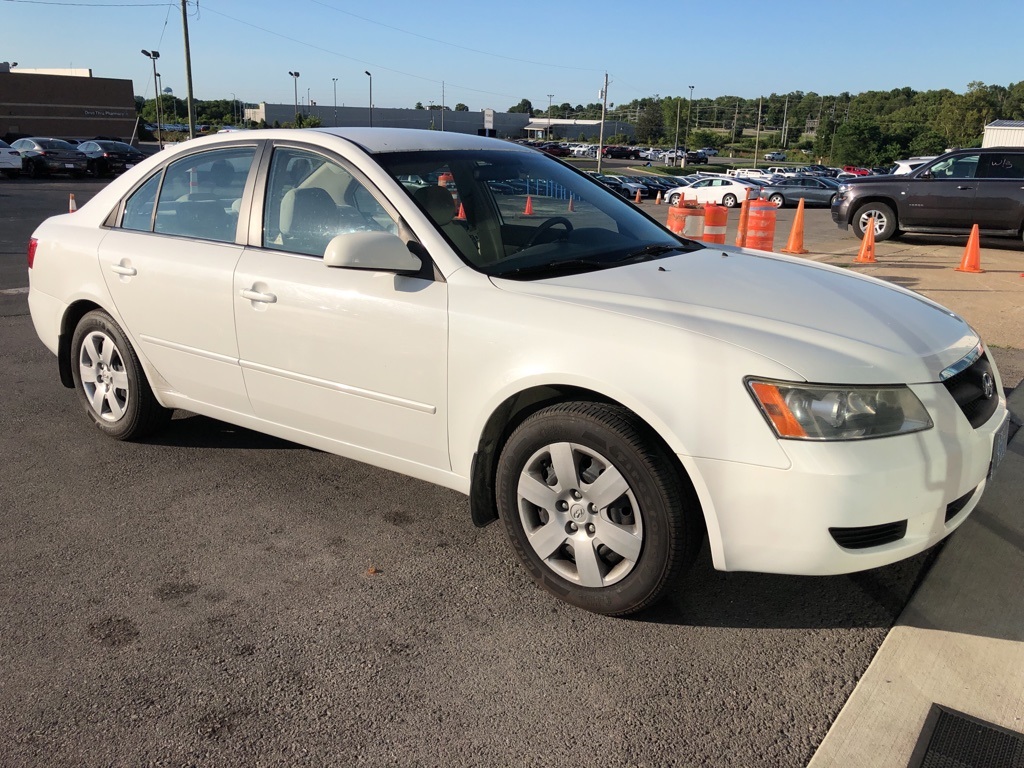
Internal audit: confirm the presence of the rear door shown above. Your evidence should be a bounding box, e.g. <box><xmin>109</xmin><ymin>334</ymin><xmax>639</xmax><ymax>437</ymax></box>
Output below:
<box><xmin>971</xmin><ymin>151</ymin><xmax>1024</xmax><ymax>232</ymax></box>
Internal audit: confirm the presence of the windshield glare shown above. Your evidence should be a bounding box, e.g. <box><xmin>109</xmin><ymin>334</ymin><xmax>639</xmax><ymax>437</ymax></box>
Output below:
<box><xmin>374</xmin><ymin>148</ymin><xmax>698</xmax><ymax>279</ymax></box>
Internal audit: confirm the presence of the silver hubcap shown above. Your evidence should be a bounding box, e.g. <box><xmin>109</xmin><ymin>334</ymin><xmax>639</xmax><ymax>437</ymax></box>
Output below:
<box><xmin>771</xmin><ymin>196</ymin><xmax>783</xmax><ymax>207</ymax></box>
<box><xmin>79</xmin><ymin>330</ymin><xmax>130</xmax><ymax>422</ymax></box>
<box><xmin>858</xmin><ymin>210</ymin><xmax>887</xmax><ymax>235</ymax></box>
<box><xmin>516</xmin><ymin>441</ymin><xmax>643</xmax><ymax>588</ymax></box>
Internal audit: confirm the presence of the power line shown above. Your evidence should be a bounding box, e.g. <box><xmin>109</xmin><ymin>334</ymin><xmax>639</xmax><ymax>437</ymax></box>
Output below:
<box><xmin>1</xmin><ymin>0</ymin><xmax>171</xmax><ymax>5</ymax></box>
<box><xmin>305</xmin><ymin>0</ymin><xmax>603</xmax><ymax>74</ymax></box>
<box><xmin>201</xmin><ymin>6</ymin><xmax>520</xmax><ymax>101</ymax></box>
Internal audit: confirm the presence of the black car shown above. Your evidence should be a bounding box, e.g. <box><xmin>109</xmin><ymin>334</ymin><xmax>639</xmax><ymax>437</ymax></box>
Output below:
<box><xmin>77</xmin><ymin>140</ymin><xmax>146</xmax><ymax>177</ymax></box>
<box><xmin>682</xmin><ymin>151</ymin><xmax>708</xmax><ymax>165</ymax></box>
<box><xmin>831</xmin><ymin>147</ymin><xmax>1024</xmax><ymax>241</ymax></box>
<box><xmin>10</xmin><ymin>137</ymin><xmax>88</xmax><ymax>178</ymax></box>
<box><xmin>602</xmin><ymin>146</ymin><xmax>641</xmax><ymax>160</ymax></box>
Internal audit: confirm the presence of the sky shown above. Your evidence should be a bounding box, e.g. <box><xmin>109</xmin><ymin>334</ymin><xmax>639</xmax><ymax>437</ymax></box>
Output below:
<box><xmin>4</xmin><ymin>0</ymin><xmax>1023</xmax><ymax>113</ymax></box>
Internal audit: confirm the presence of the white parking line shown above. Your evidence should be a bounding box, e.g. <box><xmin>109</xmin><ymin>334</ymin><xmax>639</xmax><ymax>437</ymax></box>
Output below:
<box><xmin>0</xmin><ymin>287</ymin><xmax>29</xmax><ymax>295</ymax></box>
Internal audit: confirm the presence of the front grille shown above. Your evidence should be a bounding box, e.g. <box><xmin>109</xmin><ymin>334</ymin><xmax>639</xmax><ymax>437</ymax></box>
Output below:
<box><xmin>829</xmin><ymin>520</ymin><xmax>908</xmax><ymax>549</ymax></box>
<box><xmin>945</xmin><ymin>487</ymin><xmax>977</xmax><ymax>523</ymax></box>
<box><xmin>942</xmin><ymin>353</ymin><xmax>999</xmax><ymax>428</ymax></box>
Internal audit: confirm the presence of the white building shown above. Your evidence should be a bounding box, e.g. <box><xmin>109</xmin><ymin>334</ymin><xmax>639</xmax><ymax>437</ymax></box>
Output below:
<box><xmin>982</xmin><ymin>120</ymin><xmax>1024</xmax><ymax>148</ymax></box>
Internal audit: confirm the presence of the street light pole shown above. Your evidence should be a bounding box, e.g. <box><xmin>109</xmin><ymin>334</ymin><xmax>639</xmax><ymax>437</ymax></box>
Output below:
<box><xmin>685</xmin><ymin>85</ymin><xmax>694</xmax><ymax>149</ymax></box>
<box><xmin>673</xmin><ymin>97</ymin><xmax>681</xmax><ymax>166</ymax></box>
<box><xmin>288</xmin><ymin>71</ymin><xmax>300</xmax><ymax>126</ymax></box>
<box><xmin>230</xmin><ymin>92</ymin><xmax>236</xmax><ymax>126</ymax></box>
<box><xmin>141</xmin><ymin>50</ymin><xmax>162</xmax><ymax>149</ymax></box>
<box><xmin>306</xmin><ymin>87</ymin><xmax>310</xmax><ymax>117</ymax></box>
<box><xmin>364</xmin><ymin>71</ymin><xmax>372</xmax><ymax>127</ymax></box>
<box><xmin>332</xmin><ymin>77</ymin><xmax>338</xmax><ymax>126</ymax></box>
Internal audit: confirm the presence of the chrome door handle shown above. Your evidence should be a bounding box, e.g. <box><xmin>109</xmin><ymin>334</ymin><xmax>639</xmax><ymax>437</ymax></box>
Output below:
<box><xmin>240</xmin><ymin>288</ymin><xmax>277</xmax><ymax>303</ymax></box>
<box><xmin>110</xmin><ymin>264</ymin><xmax>137</xmax><ymax>276</ymax></box>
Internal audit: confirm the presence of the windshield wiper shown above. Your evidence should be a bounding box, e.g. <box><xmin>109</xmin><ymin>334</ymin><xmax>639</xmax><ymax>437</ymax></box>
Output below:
<box><xmin>617</xmin><ymin>243</ymin><xmax>687</xmax><ymax>263</ymax></box>
<box><xmin>494</xmin><ymin>258</ymin><xmax>614</xmax><ymax>279</ymax></box>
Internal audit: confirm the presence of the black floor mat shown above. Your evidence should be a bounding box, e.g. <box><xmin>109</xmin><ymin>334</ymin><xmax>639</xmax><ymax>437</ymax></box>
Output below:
<box><xmin>908</xmin><ymin>704</ymin><xmax>1024</xmax><ymax>767</ymax></box>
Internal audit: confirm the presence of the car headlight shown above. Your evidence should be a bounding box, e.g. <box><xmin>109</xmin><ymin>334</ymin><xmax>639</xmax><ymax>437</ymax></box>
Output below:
<box><xmin>746</xmin><ymin>379</ymin><xmax>932</xmax><ymax>440</ymax></box>
<box><xmin>837</xmin><ymin>184</ymin><xmax>850</xmax><ymax>194</ymax></box>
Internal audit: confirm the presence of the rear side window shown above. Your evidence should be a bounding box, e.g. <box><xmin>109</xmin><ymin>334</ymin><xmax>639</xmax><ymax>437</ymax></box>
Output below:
<box><xmin>119</xmin><ymin>147</ymin><xmax>255</xmax><ymax>241</ymax></box>
<box><xmin>977</xmin><ymin>153</ymin><xmax>1024</xmax><ymax>179</ymax></box>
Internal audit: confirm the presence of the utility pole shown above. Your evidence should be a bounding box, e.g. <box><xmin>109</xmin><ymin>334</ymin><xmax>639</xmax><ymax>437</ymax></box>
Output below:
<box><xmin>753</xmin><ymin>96</ymin><xmax>763</xmax><ymax>168</ymax></box>
<box><xmin>733</xmin><ymin>101</ymin><xmax>740</xmax><ymax>144</ymax></box>
<box><xmin>441</xmin><ymin>81</ymin><xmax>445</xmax><ymax>132</ymax></box>
<box><xmin>597</xmin><ymin>72</ymin><xmax>608</xmax><ymax>174</ymax></box>
<box><xmin>547</xmin><ymin>94</ymin><xmax>554</xmax><ymax>139</ymax></box>
<box><xmin>332</xmin><ymin>77</ymin><xmax>338</xmax><ymax>126</ymax></box>
<box><xmin>673</xmin><ymin>97</ymin><xmax>681</xmax><ymax>167</ymax></box>
<box><xmin>685</xmin><ymin>85</ymin><xmax>694</xmax><ymax>148</ymax></box>
<box><xmin>781</xmin><ymin>94</ymin><xmax>790</xmax><ymax>148</ymax></box>
<box><xmin>181</xmin><ymin>0</ymin><xmax>196</xmax><ymax>138</ymax></box>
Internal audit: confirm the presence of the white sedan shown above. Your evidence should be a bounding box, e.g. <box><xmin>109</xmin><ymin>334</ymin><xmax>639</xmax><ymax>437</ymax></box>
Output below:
<box><xmin>27</xmin><ymin>128</ymin><xmax>1009</xmax><ymax>616</ymax></box>
<box><xmin>665</xmin><ymin>177</ymin><xmax>761</xmax><ymax>207</ymax></box>
<box><xmin>0</xmin><ymin>139</ymin><xmax>22</xmax><ymax>178</ymax></box>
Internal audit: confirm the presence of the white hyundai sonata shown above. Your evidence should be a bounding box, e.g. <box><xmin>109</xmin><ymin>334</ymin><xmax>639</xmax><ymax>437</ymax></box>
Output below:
<box><xmin>27</xmin><ymin>129</ymin><xmax>1010</xmax><ymax>616</ymax></box>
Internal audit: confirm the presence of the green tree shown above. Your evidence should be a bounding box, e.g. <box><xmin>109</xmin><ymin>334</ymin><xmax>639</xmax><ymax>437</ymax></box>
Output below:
<box><xmin>507</xmin><ymin>98</ymin><xmax>534</xmax><ymax>114</ymax></box>
<box><xmin>415</xmin><ymin>102</ymin><xmax>425</xmax><ymax>109</ymax></box>
<box><xmin>454</xmin><ymin>103</ymin><xmax>469</xmax><ymax>111</ymax></box>
<box><xmin>636</xmin><ymin>104</ymin><xmax>665</xmax><ymax>143</ymax></box>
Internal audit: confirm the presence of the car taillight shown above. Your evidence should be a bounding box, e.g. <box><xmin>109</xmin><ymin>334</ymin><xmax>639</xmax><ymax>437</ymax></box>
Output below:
<box><xmin>102</xmin><ymin>152</ymin><xmax>111</xmax><ymax>157</ymax></box>
<box><xmin>28</xmin><ymin>238</ymin><xmax>38</xmax><ymax>269</ymax></box>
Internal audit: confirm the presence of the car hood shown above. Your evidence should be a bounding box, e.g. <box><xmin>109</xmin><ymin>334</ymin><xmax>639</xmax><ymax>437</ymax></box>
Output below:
<box><xmin>492</xmin><ymin>247</ymin><xmax>978</xmax><ymax>384</ymax></box>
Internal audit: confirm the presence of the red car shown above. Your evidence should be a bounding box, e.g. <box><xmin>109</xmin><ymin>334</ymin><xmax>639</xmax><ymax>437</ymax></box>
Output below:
<box><xmin>538</xmin><ymin>143</ymin><xmax>570</xmax><ymax>158</ymax></box>
<box><xmin>842</xmin><ymin>165</ymin><xmax>870</xmax><ymax>176</ymax></box>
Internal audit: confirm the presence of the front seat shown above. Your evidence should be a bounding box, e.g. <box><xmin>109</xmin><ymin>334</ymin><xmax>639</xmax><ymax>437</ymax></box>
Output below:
<box><xmin>413</xmin><ymin>185</ymin><xmax>478</xmax><ymax>262</ymax></box>
<box><xmin>279</xmin><ymin>187</ymin><xmax>340</xmax><ymax>256</ymax></box>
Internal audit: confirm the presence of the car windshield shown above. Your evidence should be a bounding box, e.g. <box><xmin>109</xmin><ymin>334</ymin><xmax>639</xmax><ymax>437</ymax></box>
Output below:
<box><xmin>38</xmin><ymin>139</ymin><xmax>76</xmax><ymax>150</ymax></box>
<box><xmin>374</xmin><ymin>148</ymin><xmax>700</xmax><ymax>280</ymax></box>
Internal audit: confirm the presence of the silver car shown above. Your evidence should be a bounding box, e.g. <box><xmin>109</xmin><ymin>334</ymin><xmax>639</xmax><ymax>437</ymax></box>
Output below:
<box><xmin>763</xmin><ymin>176</ymin><xmax>841</xmax><ymax>208</ymax></box>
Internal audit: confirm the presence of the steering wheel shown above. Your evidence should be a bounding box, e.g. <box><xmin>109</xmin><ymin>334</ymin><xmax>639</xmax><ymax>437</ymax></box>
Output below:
<box><xmin>526</xmin><ymin>216</ymin><xmax>574</xmax><ymax>248</ymax></box>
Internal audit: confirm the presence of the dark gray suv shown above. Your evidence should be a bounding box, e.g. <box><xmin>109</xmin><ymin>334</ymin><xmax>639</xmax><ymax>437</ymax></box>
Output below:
<box><xmin>831</xmin><ymin>147</ymin><xmax>1024</xmax><ymax>241</ymax></box>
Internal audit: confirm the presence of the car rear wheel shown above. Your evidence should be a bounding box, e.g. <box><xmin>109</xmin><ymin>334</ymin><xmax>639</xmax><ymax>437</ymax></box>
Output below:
<box><xmin>668</xmin><ymin>193</ymin><xmax>680</xmax><ymax>206</ymax></box>
<box><xmin>496</xmin><ymin>402</ymin><xmax>703</xmax><ymax>616</ymax></box>
<box><xmin>70</xmin><ymin>310</ymin><xmax>171</xmax><ymax>440</ymax></box>
<box><xmin>722</xmin><ymin>193</ymin><xmax>738</xmax><ymax>208</ymax></box>
<box><xmin>768</xmin><ymin>193</ymin><xmax>785</xmax><ymax>208</ymax></box>
<box><xmin>853</xmin><ymin>202</ymin><xmax>897</xmax><ymax>241</ymax></box>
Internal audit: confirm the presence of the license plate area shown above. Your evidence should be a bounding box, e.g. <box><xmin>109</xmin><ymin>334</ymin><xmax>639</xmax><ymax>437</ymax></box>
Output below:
<box><xmin>990</xmin><ymin>416</ymin><xmax>1010</xmax><ymax>478</ymax></box>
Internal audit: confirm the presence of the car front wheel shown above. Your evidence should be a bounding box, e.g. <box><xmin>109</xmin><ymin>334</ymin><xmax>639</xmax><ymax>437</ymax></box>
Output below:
<box><xmin>769</xmin><ymin>193</ymin><xmax>785</xmax><ymax>208</ymax></box>
<box><xmin>722</xmin><ymin>193</ymin><xmax>738</xmax><ymax>208</ymax></box>
<box><xmin>70</xmin><ymin>310</ymin><xmax>171</xmax><ymax>440</ymax></box>
<box><xmin>497</xmin><ymin>402</ymin><xmax>703</xmax><ymax>616</ymax></box>
<box><xmin>853</xmin><ymin>202</ymin><xmax>897</xmax><ymax>241</ymax></box>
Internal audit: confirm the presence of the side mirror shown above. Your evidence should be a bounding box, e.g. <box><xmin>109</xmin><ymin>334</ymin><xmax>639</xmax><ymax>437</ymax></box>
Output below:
<box><xmin>918</xmin><ymin>170</ymin><xmax>933</xmax><ymax>180</ymax></box>
<box><xmin>323</xmin><ymin>231</ymin><xmax>422</xmax><ymax>274</ymax></box>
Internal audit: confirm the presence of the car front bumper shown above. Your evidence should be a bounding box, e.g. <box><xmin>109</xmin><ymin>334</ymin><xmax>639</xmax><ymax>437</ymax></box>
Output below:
<box><xmin>689</xmin><ymin>381</ymin><xmax>1009</xmax><ymax>576</ymax></box>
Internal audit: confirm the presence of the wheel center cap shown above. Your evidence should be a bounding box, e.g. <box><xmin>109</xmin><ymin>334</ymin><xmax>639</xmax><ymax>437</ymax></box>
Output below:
<box><xmin>569</xmin><ymin>503</ymin><xmax>587</xmax><ymax>522</ymax></box>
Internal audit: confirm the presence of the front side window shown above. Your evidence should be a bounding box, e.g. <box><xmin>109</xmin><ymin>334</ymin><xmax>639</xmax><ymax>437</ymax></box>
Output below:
<box><xmin>927</xmin><ymin>154</ymin><xmax>979</xmax><ymax>179</ymax></box>
<box><xmin>263</xmin><ymin>147</ymin><xmax>398</xmax><ymax>258</ymax></box>
<box><xmin>374</xmin><ymin>147</ymin><xmax>699</xmax><ymax>279</ymax></box>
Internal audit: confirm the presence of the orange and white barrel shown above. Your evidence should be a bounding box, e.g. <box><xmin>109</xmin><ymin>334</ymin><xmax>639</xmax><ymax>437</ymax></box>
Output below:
<box><xmin>666</xmin><ymin>203</ymin><xmax>704</xmax><ymax>238</ymax></box>
<box><xmin>745</xmin><ymin>200</ymin><xmax>777</xmax><ymax>251</ymax></box>
<box><xmin>702</xmin><ymin>204</ymin><xmax>728</xmax><ymax>244</ymax></box>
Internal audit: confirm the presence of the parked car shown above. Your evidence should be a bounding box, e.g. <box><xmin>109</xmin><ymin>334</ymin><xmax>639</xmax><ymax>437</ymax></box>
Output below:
<box><xmin>832</xmin><ymin>147</ymin><xmax>1024</xmax><ymax>242</ymax></box>
<box><xmin>841</xmin><ymin>165</ymin><xmax>870</xmax><ymax>176</ymax></box>
<box><xmin>891</xmin><ymin>156</ymin><xmax>937</xmax><ymax>176</ymax></box>
<box><xmin>77</xmin><ymin>140</ymin><xmax>146</xmax><ymax>177</ymax></box>
<box><xmin>538</xmin><ymin>143</ymin><xmax>570</xmax><ymax>158</ymax></box>
<box><xmin>11</xmin><ymin>137</ymin><xmax>88</xmax><ymax>178</ymax></box>
<box><xmin>699</xmin><ymin>147</ymin><xmax>719</xmax><ymax>156</ymax></box>
<box><xmin>602</xmin><ymin>145</ymin><xmax>642</xmax><ymax>160</ymax></box>
<box><xmin>764</xmin><ymin>151</ymin><xmax>786</xmax><ymax>161</ymax></box>
<box><xmin>27</xmin><ymin>128</ymin><xmax>1009</xmax><ymax>617</ymax></box>
<box><xmin>763</xmin><ymin>176</ymin><xmax>842</xmax><ymax>208</ymax></box>
<box><xmin>606</xmin><ymin>175</ymin><xmax>648</xmax><ymax>198</ymax></box>
<box><xmin>0</xmin><ymin>139</ymin><xmax>22</xmax><ymax>178</ymax></box>
<box><xmin>682</xmin><ymin>151</ymin><xmax>708</xmax><ymax>165</ymax></box>
<box><xmin>665</xmin><ymin>176</ymin><xmax>759</xmax><ymax>207</ymax></box>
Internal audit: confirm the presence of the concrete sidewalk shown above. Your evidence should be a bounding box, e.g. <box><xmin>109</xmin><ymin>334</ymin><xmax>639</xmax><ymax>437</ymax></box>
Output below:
<box><xmin>809</xmin><ymin>385</ymin><xmax>1024</xmax><ymax>766</ymax></box>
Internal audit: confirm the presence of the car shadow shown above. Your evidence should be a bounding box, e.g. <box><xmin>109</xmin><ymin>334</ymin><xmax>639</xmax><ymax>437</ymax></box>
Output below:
<box><xmin>145</xmin><ymin>411</ymin><xmax>302</xmax><ymax>451</ymax></box>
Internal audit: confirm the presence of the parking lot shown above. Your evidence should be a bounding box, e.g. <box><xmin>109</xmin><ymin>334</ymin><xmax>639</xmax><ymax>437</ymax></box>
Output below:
<box><xmin>1</xmin><ymin>175</ymin><xmax>1021</xmax><ymax>766</ymax></box>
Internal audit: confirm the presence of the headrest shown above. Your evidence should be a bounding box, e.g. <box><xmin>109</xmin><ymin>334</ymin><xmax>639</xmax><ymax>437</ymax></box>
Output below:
<box><xmin>279</xmin><ymin>187</ymin><xmax>337</xmax><ymax>234</ymax></box>
<box><xmin>414</xmin><ymin>185</ymin><xmax>456</xmax><ymax>225</ymax></box>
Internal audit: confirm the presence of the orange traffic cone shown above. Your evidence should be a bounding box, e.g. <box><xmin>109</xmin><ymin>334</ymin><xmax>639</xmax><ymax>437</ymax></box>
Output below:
<box><xmin>568</xmin><ymin>195</ymin><xmax>575</xmax><ymax>212</ymax></box>
<box><xmin>523</xmin><ymin>195</ymin><xmax>533</xmax><ymax>215</ymax></box>
<box><xmin>633</xmin><ymin>188</ymin><xmax>642</xmax><ymax>204</ymax></box>
<box><xmin>780</xmin><ymin>198</ymin><xmax>808</xmax><ymax>255</ymax></box>
<box><xmin>655</xmin><ymin>190</ymin><xmax>662</xmax><ymax>205</ymax></box>
<box><xmin>955</xmin><ymin>224</ymin><xmax>984</xmax><ymax>273</ymax></box>
<box><xmin>854</xmin><ymin>217</ymin><xmax>877</xmax><ymax>263</ymax></box>
<box><xmin>455</xmin><ymin>202</ymin><xmax>466</xmax><ymax>221</ymax></box>
<box><xmin>68</xmin><ymin>193</ymin><xmax>77</xmax><ymax>213</ymax></box>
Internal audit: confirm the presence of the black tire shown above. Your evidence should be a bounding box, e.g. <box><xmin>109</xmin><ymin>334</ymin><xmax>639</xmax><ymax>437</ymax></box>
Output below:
<box><xmin>722</xmin><ymin>193</ymin><xmax>738</xmax><ymax>208</ymax></box>
<box><xmin>70</xmin><ymin>310</ymin><xmax>171</xmax><ymax>440</ymax></box>
<box><xmin>2</xmin><ymin>169</ymin><xmax>19</xmax><ymax>180</ymax></box>
<box><xmin>668</xmin><ymin>193</ymin><xmax>680</xmax><ymax>206</ymax></box>
<box><xmin>853</xmin><ymin>202</ymin><xmax>897</xmax><ymax>241</ymax></box>
<box><xmin>29</xmin><ymin>159</ymin><xmax>45</xmax><ymax>179</ymax></box>
<box><xmin>496</xmin><ymin>402</ymin><xmax>704</xmax><ymax>616</ymax></box>
<box><xmin>768</xmin><ymin>193</ymin><xmax>785</xmax><ymax>208</ymax></box>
